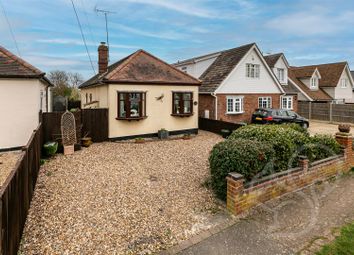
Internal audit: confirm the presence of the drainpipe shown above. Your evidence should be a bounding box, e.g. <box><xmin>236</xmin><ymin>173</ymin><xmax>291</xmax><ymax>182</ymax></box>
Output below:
<box><xmin>211</xmin><ymin>92</ymin><xmax>218</xmax><ymax>120</ymax></box>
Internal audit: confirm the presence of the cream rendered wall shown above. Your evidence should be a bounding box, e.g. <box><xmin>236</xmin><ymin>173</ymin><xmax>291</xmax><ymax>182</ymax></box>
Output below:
<box><xmin>272</xmin><ymin>57</ymin><xmax>288</xmax><ymax>85</ymax></box>
<box><xmin>216</xmin><ymin>48</ymin><xmax>282</xmax><ymax>94</ymax></box>
<box><xmin>0</xmin><ymin>79</ymin><xmax>46</xmax><ymax>149</ymax></box>
<box><xmin>108</xmin><ymin>84</ymin><xmax>199</xmax><ymax>138</ymax></box>
<box><xmin>80</xmin><ymin>85</ymin><xmax>108</xmax><ymax>108</ymax></box>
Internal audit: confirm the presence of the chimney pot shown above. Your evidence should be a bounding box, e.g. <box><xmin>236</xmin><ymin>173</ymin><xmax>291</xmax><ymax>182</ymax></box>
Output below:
<box><xmin>98</xmin><ymin>42</ymin><xmax>108</xmax><ymax>74</ymax></box>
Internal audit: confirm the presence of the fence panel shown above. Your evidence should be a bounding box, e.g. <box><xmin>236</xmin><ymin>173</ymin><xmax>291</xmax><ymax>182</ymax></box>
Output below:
<box><xmin>311</xmin><ymin>103</ymin><xmax>330</xmax><ymax>121</ymax></box>
<box><xmin>332</xmin><ymin>104</ymin><xmax>354</xmax><ymax>123</ymax></box>
<box><xmin>0</xmin><ymin>124</ymin><xmax>42</xmax><ymax>255</ymax></box>
<box><xmin>298</xmin><ymin>101</ymin><xmax>310</xmax><ymax>119</ymax></box>
<box><xmin>82</xmin><ymin>109</ymin><xmax>109</xmax><ymax>142</ymax></box>
<box><xmin>199</xmin><ymin>117</ymin><xmax>242</xmax><ymax>135</ymax></box>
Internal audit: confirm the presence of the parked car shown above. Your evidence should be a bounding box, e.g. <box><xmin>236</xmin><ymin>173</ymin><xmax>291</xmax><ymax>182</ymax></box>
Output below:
<box><xmin>251</xmin><ymin>108</ymin><xmax>309</xmax><ymax>128</ymax></box>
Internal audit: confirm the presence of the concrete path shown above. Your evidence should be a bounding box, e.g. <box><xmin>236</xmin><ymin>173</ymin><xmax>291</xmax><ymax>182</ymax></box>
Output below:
<box><xmin>176</xmin><ymin>173</ymin><xmax>354</xmax><ymax>255</ymax></box>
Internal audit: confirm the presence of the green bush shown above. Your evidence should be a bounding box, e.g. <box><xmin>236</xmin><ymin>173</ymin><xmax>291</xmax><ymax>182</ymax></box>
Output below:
<box><xmin>302</xmin><ymin>134</ymin><xmax>341</xmax><ymax>162</ymax></box>
<box><xmin>281</xmin><ymin>123</ymin><xmax>309</xmax><ymax>135</ymax></box>
<box><xmin>229</xmin><ymin>125</ymin><xmax>309</xmax><ymax>171</ymax></box>
<box><xmin>209</xmin><ymin>138</ymin><xmax>275</xmax><ymax>200</ymax></box>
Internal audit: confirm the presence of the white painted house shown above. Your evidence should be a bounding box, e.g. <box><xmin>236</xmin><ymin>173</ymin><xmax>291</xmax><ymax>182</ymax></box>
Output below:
<box><xmin>174</xmin><ymin>43</ymin><xmax>285</xmax><ymax>123</ymax></box>
<box><xmin>0</xmin><ymin>46</ymin><xmax>52</xmax><ymax>151</ymax></box>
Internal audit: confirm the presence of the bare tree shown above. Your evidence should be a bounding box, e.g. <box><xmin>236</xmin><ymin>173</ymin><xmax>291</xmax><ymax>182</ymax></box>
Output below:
<box><xmin>48</xmin><ymin>70</ymin><xmax>83</xmax><ymax>100</ymax></box>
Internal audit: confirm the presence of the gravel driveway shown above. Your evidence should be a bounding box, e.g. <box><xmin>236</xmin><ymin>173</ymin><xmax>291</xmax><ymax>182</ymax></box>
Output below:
<box><xmin>20</xmin><ymin>131</ymin><xmax>224</xmax><ymax>255</ymax></box>
<box><xmin>308</xmin><ymin>120</ymin><xmax>354</xmax><ymax>136</ymax></box>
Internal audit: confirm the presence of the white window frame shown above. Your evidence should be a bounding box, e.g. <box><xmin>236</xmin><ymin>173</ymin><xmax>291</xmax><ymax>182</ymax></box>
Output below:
<box><xmin>226</xmin><ymin>96</ymin><xmax>244</xmax><ymax>114</ymax></box>
<box><xmin>281</xmin><ymin>96</ymin><xmax>293</xmax><ymax>110</ymax></box>
<box><xmin>277</xmin><ymin>68</ymin><xmax>285</xmax><ymax>83</ymax></box>
<box><xmin>246</xmin><ymin>63</ymin><xmax>260</xmax><ymax>78</ymax></box>
<box><xmin>310</xmin><ymin>77</ymin><xmax>318</xmax><ymax>89</ymax></box>
<box><xmin>258</xmin><ymin>97</ymin><xmax>272</xmax><ymax>108</ymax></box>
<box><xmin>341</xmin><ymin>78</ymin><xmax>347</xmax><ymax>88</ymax></box>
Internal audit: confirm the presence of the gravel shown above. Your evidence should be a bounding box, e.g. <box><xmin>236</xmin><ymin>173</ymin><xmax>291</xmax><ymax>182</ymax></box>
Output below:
<box><xmin>20</xmin><ymin>131</ymin><xmax>224</xmax><ymax>255</ymax></box>
<box><xmin>0</xmin><ymin>151</ymin><xmax>21</xmax><ymax>187</ymax></box>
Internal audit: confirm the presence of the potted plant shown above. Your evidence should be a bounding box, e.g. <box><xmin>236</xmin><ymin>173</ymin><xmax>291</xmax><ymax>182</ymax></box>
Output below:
<box><xmin>81</xmin><ymin>132</ymin><xmax>93</xmax><ymax>147</ymax></box>
<box><xmin>338</xmin><ymin>123</ymin><xmax>351</xmax><ymax>133</ymax></box>
<box><xmin>220</xmin><ymin>129</ymin><xmax>231</xmax><ymax>138</ymax></box>
<box><xmin>182</xmin><ymin>133</ymin><xmax>191</xmax><ymax>140</ymax></box>
<box><xmin>158</xmin><ymin>128</ymin><xmax>169</xmax><ymax>139</ymax></box>
<box><xmin>43</xmin><ymin>141</ymin><xmax>58</xmax><ymax>157</ymax></box>
<box><xmin>135</xmin><ymin>137</ymin><xmax>145</xmax><ymax>144</ymax></box>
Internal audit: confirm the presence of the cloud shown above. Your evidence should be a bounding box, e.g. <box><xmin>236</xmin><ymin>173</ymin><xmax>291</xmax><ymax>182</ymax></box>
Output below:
<box><xmin>112</xmin><ymin>23</ymin><xmax>187</xmax><ymax>40</ymax></box>
<box><xmin>265</xmin><ymin>8</ymin><xmax>354</xmax><ymax>36</ymax></box>
<box><xmin>36</xmin><ymin>38</ymin><xmax>140</xmax><ymax>49</ymax></box>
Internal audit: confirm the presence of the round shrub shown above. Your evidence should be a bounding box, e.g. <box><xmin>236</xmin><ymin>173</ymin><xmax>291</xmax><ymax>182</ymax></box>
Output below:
<box><xmin>229</xmin><ymin>125</ymin><xmax>310</xmax><ymax>171</ymax></box>
<box><xmin>209</xmin><ymin>138</ymin><xmax>275</xmax><ymax>200</ymax></box>
<box><xmin>302</xmin><ymin>134</ymin><xmax>341</xmax><ymax>161</ymax></box>
<box><xmin>281</xmin><ymin>123</ymin><xmax>309</xmax><ymax>135</ymax></box>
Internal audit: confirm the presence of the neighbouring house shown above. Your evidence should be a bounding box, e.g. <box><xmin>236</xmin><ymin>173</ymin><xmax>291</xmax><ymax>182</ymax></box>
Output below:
<box><xmin>288</xmin><ymin>62</ymin><xmax>354</xmax><ymax>103</ymax></box>
<box><xmin>174</xmin><ymin>43</ymin><xmax>286</xmax><ymax>123</ymax></box>
<box><xmin>264</xmin><ymin>53</ymin><xmax>299</xmax><ymax>111</ymax></box>
<box><xmin>0</xmin><ymin>46</ymin><xmax>52</xmax><ymax>151</ymax></box>
<box><xmin>79</xmin><ymin>42</ymin><xmax>201</xmax><ymax>140</ymax></box>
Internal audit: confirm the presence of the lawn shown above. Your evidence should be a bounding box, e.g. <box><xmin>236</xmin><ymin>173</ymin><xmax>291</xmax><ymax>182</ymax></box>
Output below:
<box><xmin>316</xmin><ymin>222</ymin><xmax>354</xmax><ymax>255</ymax></box>
<box><xmin>20</xmin><ymin>131</ymin><xmax>225</xmax><ymax>254</ymax></box>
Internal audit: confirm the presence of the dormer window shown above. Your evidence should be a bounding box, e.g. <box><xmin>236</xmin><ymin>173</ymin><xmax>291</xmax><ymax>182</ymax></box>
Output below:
<box><xmin>277</xmin><ymin>68</ymin><xmax>285</xmax><ymax>83</ymax></box>
<box><xmin>246</xmin><ymin>64</ymin><xmax>260</xmax><ymax>78</ymax></box>
<box><xmin>181</xmin><ymin>66</ymin><xmax>188</xmax><ymax>73</ymax></box>
<box><xmin>341</xmin><ymin>78</ymin><xmax>347</xmax><ymax>88</ymax></box>
<box><xmin>310</xmin><ymin>77</ymin><xmax>318</xmax><ymax>89</ymax></box>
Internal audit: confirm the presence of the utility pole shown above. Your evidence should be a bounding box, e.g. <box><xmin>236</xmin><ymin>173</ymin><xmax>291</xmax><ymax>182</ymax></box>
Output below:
<box><xmin>95</xmin><ymin>7</ymin><xmax>116</xmax><ymax>62</ymax></box>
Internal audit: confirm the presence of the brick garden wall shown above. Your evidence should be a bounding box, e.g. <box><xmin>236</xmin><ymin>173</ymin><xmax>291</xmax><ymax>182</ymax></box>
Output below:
<box><xmin>226</xmin><ymin>132</ymin><xmax>353</xmax><ymax>215</ymax></box>
<box><xmin>198</xmin><ymin>94</ymin><xmax>216</xmax><ymax>119</ymax></box>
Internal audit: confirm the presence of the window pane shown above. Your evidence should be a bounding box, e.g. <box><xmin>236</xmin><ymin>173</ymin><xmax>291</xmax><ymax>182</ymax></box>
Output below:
<box><xmin>174</xmin><ymin>100</ymin><xmax>180</xmax><ymax>114</ymax></box>
<box><xmin>129</xmin><ymin>93</ymin><xmax>141</xmax><ymax>117</ymax></box>
<box><xmin>183</xmin><ymin>93</ymin><xmax>192</xmax><ymax>100</ymax></box>
<box><xmin>184</xmin><ymin>100</ymin><xmax>191</xmax><ymax>113</ymax></box>
<box><xmin>227</xmin><ymin>98</ymin><xmax>233</xmax><ymax>112</ymax></box>
<box><xmin>119</xmin><ymin>99</ymin><xmax>126</xmax><ymax>117</ymax></box>
<box><xmin>234</xmin><ymin>99</ymin><xmax>240</xmax><ymax>112</ymax></box>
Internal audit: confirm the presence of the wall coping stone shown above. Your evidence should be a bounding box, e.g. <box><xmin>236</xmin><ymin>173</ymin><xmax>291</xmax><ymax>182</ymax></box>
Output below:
<box><xmin>227</xmin><ymin>172</ymin><xmax>244</xmax><ymax>181</ymax></box>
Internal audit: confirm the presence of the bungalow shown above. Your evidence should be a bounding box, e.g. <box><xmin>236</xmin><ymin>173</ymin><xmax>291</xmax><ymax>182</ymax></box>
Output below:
<box><xmin>0</xmin><ymin>46</ymin><xmax>52</xmax><ymax>151</ymax></box>
<box><xmin>287</xmin><ymin>62</ymin><xmax>354</xmax><ymax>103</ymax></box>
<box><xmin>79</xmin><ymin>42</ymin><xmax>201</xmax><ymax>140</ymax></box>
<box><xmin>174</xmin><ymin>43</ymin><xmax>286</xmax><ymax>123</ymax></box>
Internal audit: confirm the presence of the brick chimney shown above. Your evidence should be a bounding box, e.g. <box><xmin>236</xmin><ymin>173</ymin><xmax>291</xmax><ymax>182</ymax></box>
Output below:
<box><xmin>98</xmin><ymin>42</ymin><xmax>108</xmax><ymax>74</ymax></box>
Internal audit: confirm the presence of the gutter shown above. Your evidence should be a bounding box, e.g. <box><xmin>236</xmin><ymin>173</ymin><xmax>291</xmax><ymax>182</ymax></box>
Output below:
<box><xmin>211</xmin><ymin>92</ymin><xmax>218</xmax><ymax>120</ymax></box>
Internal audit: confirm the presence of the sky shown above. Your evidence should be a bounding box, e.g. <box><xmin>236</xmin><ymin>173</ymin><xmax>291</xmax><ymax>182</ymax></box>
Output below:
<box><xmin>1</xmin><ymin>0</ymin><xmax>354</xmax><ymax>79</ymax></box>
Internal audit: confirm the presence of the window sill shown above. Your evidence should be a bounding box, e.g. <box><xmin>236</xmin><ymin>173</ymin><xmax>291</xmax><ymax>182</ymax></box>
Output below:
<box><xmin>116</xmin><ymin>116</ymin><xmax>147</xmax><ymax>121</ymax></box>
<box><xmin>226</xmin><ymin>112</ymin><xmax>244</xmax><ymax>115</ymax></box>
<box><xmin>171</xmin><ymin>113</ymin><xmax>194</xmax><ymax>117</ymax></box>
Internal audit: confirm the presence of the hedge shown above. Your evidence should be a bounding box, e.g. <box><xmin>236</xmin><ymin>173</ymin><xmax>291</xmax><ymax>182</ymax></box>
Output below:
<box><xmin>209</xmin><ymin>138</ymin><xmax>275</xmax><ymax>200</ymax></box>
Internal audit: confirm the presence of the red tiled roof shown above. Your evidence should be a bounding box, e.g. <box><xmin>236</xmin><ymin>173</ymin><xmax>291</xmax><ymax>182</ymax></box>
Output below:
<box><xmin>80</xmin><ymin>50</ymin><xmax>201</xmax><ymax>88</ymax></box>
<box><xmin>288</xmin><ymin>69</ymin><xmax>332</xmax><ymax>101</ymax></box>
<box><xmin>263</xmin><ymin>53</ymin><xmax>283</xmax><ymax>68</ymax></box>
<box><xmin>0</xmin><ymin>46</ymin><xmax>44</xmax><ymax>77</ymax></box>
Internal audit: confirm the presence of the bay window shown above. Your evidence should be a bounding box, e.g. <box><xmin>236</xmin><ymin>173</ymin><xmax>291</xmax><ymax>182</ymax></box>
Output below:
<box><xmin>226</xmin><ymin>96</ymin><xmax>244</xmax><ymax>114</ymax></box>
<box><xmin>172</xmin><ymin>92</ymin><xmax>193</xmax><ymax>116</ymax></box>
<box><xmin>117</xmin><ymin>92</ymin><xmax>146</xmax><ymax>120</ymax></box>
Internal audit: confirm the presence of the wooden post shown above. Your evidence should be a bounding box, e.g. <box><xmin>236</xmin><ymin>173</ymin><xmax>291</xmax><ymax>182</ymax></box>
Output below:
<box><xmin>308</xmin><ymin>101</ymin><xmax>312</xmax><ymax>120</ymax></box>
<box><xmin>329</xmin><ymin>102</ymin><xmax>333</xmax><ymax>123</ymax></box>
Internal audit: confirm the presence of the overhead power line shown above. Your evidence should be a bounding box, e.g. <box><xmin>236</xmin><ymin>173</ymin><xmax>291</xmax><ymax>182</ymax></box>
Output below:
<box><xmin>0</xmin><ymin>0</ymin><xmax>21</xmax><ymax>56</ymax></box>
<box><xmin>79</xmin><ymin>0</ymin><xmax>96</xmax><ymax>48</ymax></box>
<box><xmin>70</xmin><ymin>0</ymin><xmax>96</xmax><ymax>75</ymax></box>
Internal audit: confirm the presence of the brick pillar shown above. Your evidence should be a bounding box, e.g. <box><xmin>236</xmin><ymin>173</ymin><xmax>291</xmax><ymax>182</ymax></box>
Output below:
<box><xmin>335</xmin><ymin>132</ymin><xmax>353</xmax><ymax>168</ymax></box>
<box><xmin>298</xmin><ymin>156</ymin><xmax>309</xmax><ymax>172</ymax></box>
<box><xmin>226</xmin><ymin>172</ymin><xmax>244</xmax><ymax>215</ymax></box>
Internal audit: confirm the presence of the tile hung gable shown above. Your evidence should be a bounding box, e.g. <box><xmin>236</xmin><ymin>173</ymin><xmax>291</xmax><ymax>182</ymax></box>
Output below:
<box><xmin>215</xmin><ymin>45</ymin><xmax>284</xmax><ymax>94</ymax></box>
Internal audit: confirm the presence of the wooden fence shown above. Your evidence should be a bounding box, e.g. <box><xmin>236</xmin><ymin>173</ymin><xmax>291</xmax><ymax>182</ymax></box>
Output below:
<box><xmin>0</xmin><ymin>124</ymin><xmax>42</xmax><ymax>255</ymax></box>
<box><xmin>298</xmin><ymin>101</ymin><xmax>354</xmax><ymax>123</ymax></box>
<box><xmin>199</xmin><ymin>117</ymin><xmax>243</xmax><ymax>134</ymax></box>
<box><xmin>42</xmin><ymin>109</ymin><xmax>108</xmax><ymax>144</ymax></box>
